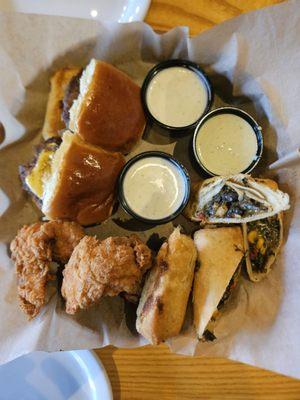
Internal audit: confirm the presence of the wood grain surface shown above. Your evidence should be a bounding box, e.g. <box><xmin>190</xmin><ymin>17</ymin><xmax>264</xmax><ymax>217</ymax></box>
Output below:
<box><xmin>145</xmin><ymin>0</ymin><xmax>286</xmax><ymax>35</ymax></box>
<box><xmin>96</xmin><ymin>345</ymin><xmax>300</xmax><ymax>399</ymax></box>
<box><xmin>95</xmin><ymin>1</ymin><xmax>300</xmax><ymax>399</ymax></box>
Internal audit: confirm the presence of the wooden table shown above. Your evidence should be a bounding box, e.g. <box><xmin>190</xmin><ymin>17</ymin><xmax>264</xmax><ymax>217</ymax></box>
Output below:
<box><xmin>96</xmin><ymin>1</ymin><xmax>300</xmax><ymax>398</ymax></box>
<box><xmin>145</xmin><ymin>0</ymin><xmax>285</xmax><ymax>36</ymax></box>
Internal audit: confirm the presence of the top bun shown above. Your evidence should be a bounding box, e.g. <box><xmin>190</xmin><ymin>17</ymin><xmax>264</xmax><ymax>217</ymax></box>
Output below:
<box><xmin>69</xmin><ymin>59</ymin><xmax>145</xmax><ymax>154</ymax></box>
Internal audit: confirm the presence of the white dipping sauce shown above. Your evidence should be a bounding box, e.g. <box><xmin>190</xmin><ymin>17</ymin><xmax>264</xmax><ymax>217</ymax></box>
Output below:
<box><xmin>146</xmin><ymin>67</ymin><xmax>208</xmax><ymax>128</ymax></box>
<box><xmin>195</xmin><ymin>113</ymin><xmax>258</xmax><ymax>175</ymax></box>
<box><xmin>122</xmin><ymin>156</ymin><xmax>187</xmax><ymax>220</ymax></box>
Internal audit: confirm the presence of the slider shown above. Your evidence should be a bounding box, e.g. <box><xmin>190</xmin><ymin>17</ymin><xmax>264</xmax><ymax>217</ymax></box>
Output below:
<box><xmin>21</xmin><ymin>131</ymin><xmax>125</xmax><ymax>225</ymax></box>
<box><xmin>67</xmin><ymin>59</ymin><xmax>146</xmax><ymax>153</ymax></box>
<box><xmin>42</xmin><ymin>60</ymin><xmax>145</xmax><ymax>153</ymax></box>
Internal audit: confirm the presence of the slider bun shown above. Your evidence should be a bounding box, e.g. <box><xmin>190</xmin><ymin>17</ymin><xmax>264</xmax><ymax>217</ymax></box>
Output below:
<box><xmin>193</xmin><ymin>227</ymin><xmax>244</xmax><ymax>338</ymax></box>
<box><xmin>69</xmin><ymin>59</ymin><xmax>145</xmax><ymax>153</ymax></box>
<box><xmin>42</xmin><ymin>67</ymin><xmax>81</xmax><ymax>140</ymax></box>
<box><xmin>42</xmin><ymin>131</ymin><xmax>125</xmax><ymax>225</ymax></box>
<box><xmin>136</xmin><ymin>227</ymin><xmax>197</xmax><ymax>345</ymax></box>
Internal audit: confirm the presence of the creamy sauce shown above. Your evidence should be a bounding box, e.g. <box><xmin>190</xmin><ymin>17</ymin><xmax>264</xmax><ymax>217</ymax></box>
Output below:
<box><xmin>146</xmin><ymin>67</ymin><xmax>208</xmax><ymax>128</ymax></box>
<box><xmin>122</xmin><ymin>156</ymin><xmax>187</xmax><ymax>220</ymax></box>
<box><xmin>195</xmin><ymin>113</ymin><xmax>258</xmax><ymax>175</ymax></box>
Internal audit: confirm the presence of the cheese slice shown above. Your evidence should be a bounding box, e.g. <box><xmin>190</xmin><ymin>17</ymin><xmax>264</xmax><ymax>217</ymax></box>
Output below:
<box><xmin>25</xmin><ymin>148</ymin><xmax>55</xmax><ymax>198</ymax></box>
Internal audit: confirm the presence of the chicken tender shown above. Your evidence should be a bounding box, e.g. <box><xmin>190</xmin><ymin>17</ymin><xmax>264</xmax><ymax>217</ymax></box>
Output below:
<box><xmin>41</xmin><ymin>220</ymin><xmax>85</xmax><ymax>264</ymax></box>
<box><xmin>10</xmin><ymin>221</ymin><xmax>84</xmax><ymax>319</ymax></box>
<box><xmin>61</xmin><ymin>235</ymin><xmax>152</xmax><ymax>314</ymax></box>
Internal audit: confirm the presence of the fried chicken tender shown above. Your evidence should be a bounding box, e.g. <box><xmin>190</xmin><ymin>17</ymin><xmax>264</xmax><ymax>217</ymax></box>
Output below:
<box><xmin>61</xmin><ymin>235</ymin><xmax>152</xmax><ymax>314</ymax></box>
<box><xmin>41</xmin><ymin>221</ymin><xmax>84</xmax><ymax>264</ymax></box>
<box><xmin>10</xmin><ymin>221</ymin><xmax>84</xmax><ymax>319</ymax></box>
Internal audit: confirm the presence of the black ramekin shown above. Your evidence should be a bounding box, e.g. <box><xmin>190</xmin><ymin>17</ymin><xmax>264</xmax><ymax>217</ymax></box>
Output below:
<box><xmin>141</xmin><ymin>59</ymin><xmax>214</xmax><ymax>132</ymax></box>
<box><xmin>193</xmin><ymin>107</ymin><xmax>263</xmax><ymax>177</ymax></box>
<box><xmin>118</xmin><ymin>151</ymin><xmax>191</xmax><ymax>225</ymax></box>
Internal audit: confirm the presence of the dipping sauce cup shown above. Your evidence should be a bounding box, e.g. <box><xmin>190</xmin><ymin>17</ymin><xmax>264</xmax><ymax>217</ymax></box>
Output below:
<box><xmin>118</xmin><ymin>151</ymin><xmax>190</xmax><ymax>224</ymax></box>
<box><xmin>141</xmin><ymin>59</ymin><xmax>213</xmax><ymax>131</ymax></box>
<box><xmin>193</xmin><ymin>107</ymin><xmax>263</xmax><ymax>176</ymax></box>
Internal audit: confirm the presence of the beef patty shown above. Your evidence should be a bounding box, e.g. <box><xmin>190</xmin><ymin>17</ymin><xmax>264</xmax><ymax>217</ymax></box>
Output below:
<box><xmin>61</xmin><ymin>69</ymin><xmax>83</xmax><ymax>126</ymax></box>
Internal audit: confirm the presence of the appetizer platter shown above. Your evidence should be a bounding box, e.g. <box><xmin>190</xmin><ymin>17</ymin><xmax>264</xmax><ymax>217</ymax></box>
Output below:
<box><xmin>7</xmin><ymin>54</ymin><xmax>290</xmax><ymax>346</ymax></box>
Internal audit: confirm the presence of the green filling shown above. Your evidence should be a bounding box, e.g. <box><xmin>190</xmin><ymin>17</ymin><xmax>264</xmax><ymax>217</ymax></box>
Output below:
<box><xmin>247</xmin><ymin>216</ymin><xmax>280</xmax><ymax>273</ymax></box>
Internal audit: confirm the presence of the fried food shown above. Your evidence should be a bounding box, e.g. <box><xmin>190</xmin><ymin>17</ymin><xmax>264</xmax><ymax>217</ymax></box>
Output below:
<box><xmin>136</xmin><ymin>227</ymin><xmax>197</xmax><ymax>345</ymax></box>
<box><xmin>186</xmin><ymin>174</ymin><xmax>289</xmax><ymax>224</ymax></box>
<box><xmin>243</xmin><ymin>213</ymin><xmax>283</xmax><ymax>282</ymax></box>
<box><xmin>61</xmin><ymin>235</ymin><xmax>152</xmax><ymax>314</ymax></box>
<box><xmin>10</xmin><ymin>221</ymin><xmax>84</xmax><ymax>319</ymax></box>
<box><xmin>193</xmin><ymin>227</ymin><xmax>244</xmax><ymax>340</ymax></box>
<box><xmin>41</xmin><ymin>221</ymin><xmax>85</xmax><ymax>264</ymax></box>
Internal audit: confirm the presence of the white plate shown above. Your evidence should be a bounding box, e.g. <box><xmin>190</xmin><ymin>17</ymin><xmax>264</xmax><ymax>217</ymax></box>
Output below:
<box><xmin>0</xmin><ymin>0</ymin><xmax>151</xmax><ymax>22</ymax></box>
<box><xmin>0</xmin><ymin>350</ymin><xmax>113</xmax><ymax>400</ymax></box>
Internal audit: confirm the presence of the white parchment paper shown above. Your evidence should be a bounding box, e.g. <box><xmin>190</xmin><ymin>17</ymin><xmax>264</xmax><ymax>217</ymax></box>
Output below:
<box><xmin>0</xmin><ymin>0</ymin><xmax>299</xmax><ymax>378</ymax></box>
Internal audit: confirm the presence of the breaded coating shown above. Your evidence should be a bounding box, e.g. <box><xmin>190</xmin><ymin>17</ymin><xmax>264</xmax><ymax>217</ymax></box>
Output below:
<box><xmin>61</xmin><ymin>235</ymin><xmax>152</xmax><ymax>314</ymax></box>
<box><xmin>10</xmin><ymin>221</ymin><xmax>84</xmax><ymax>319</ymax></box>
<box><xmin>41</xmin><ymin>221</ymin><xmax>85</xmax><ymax>264</ymax></box>
<box><xmin>10</xmin><ymin>223</ymin><xmax>51</xmax><ymax>318</ymax></box>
